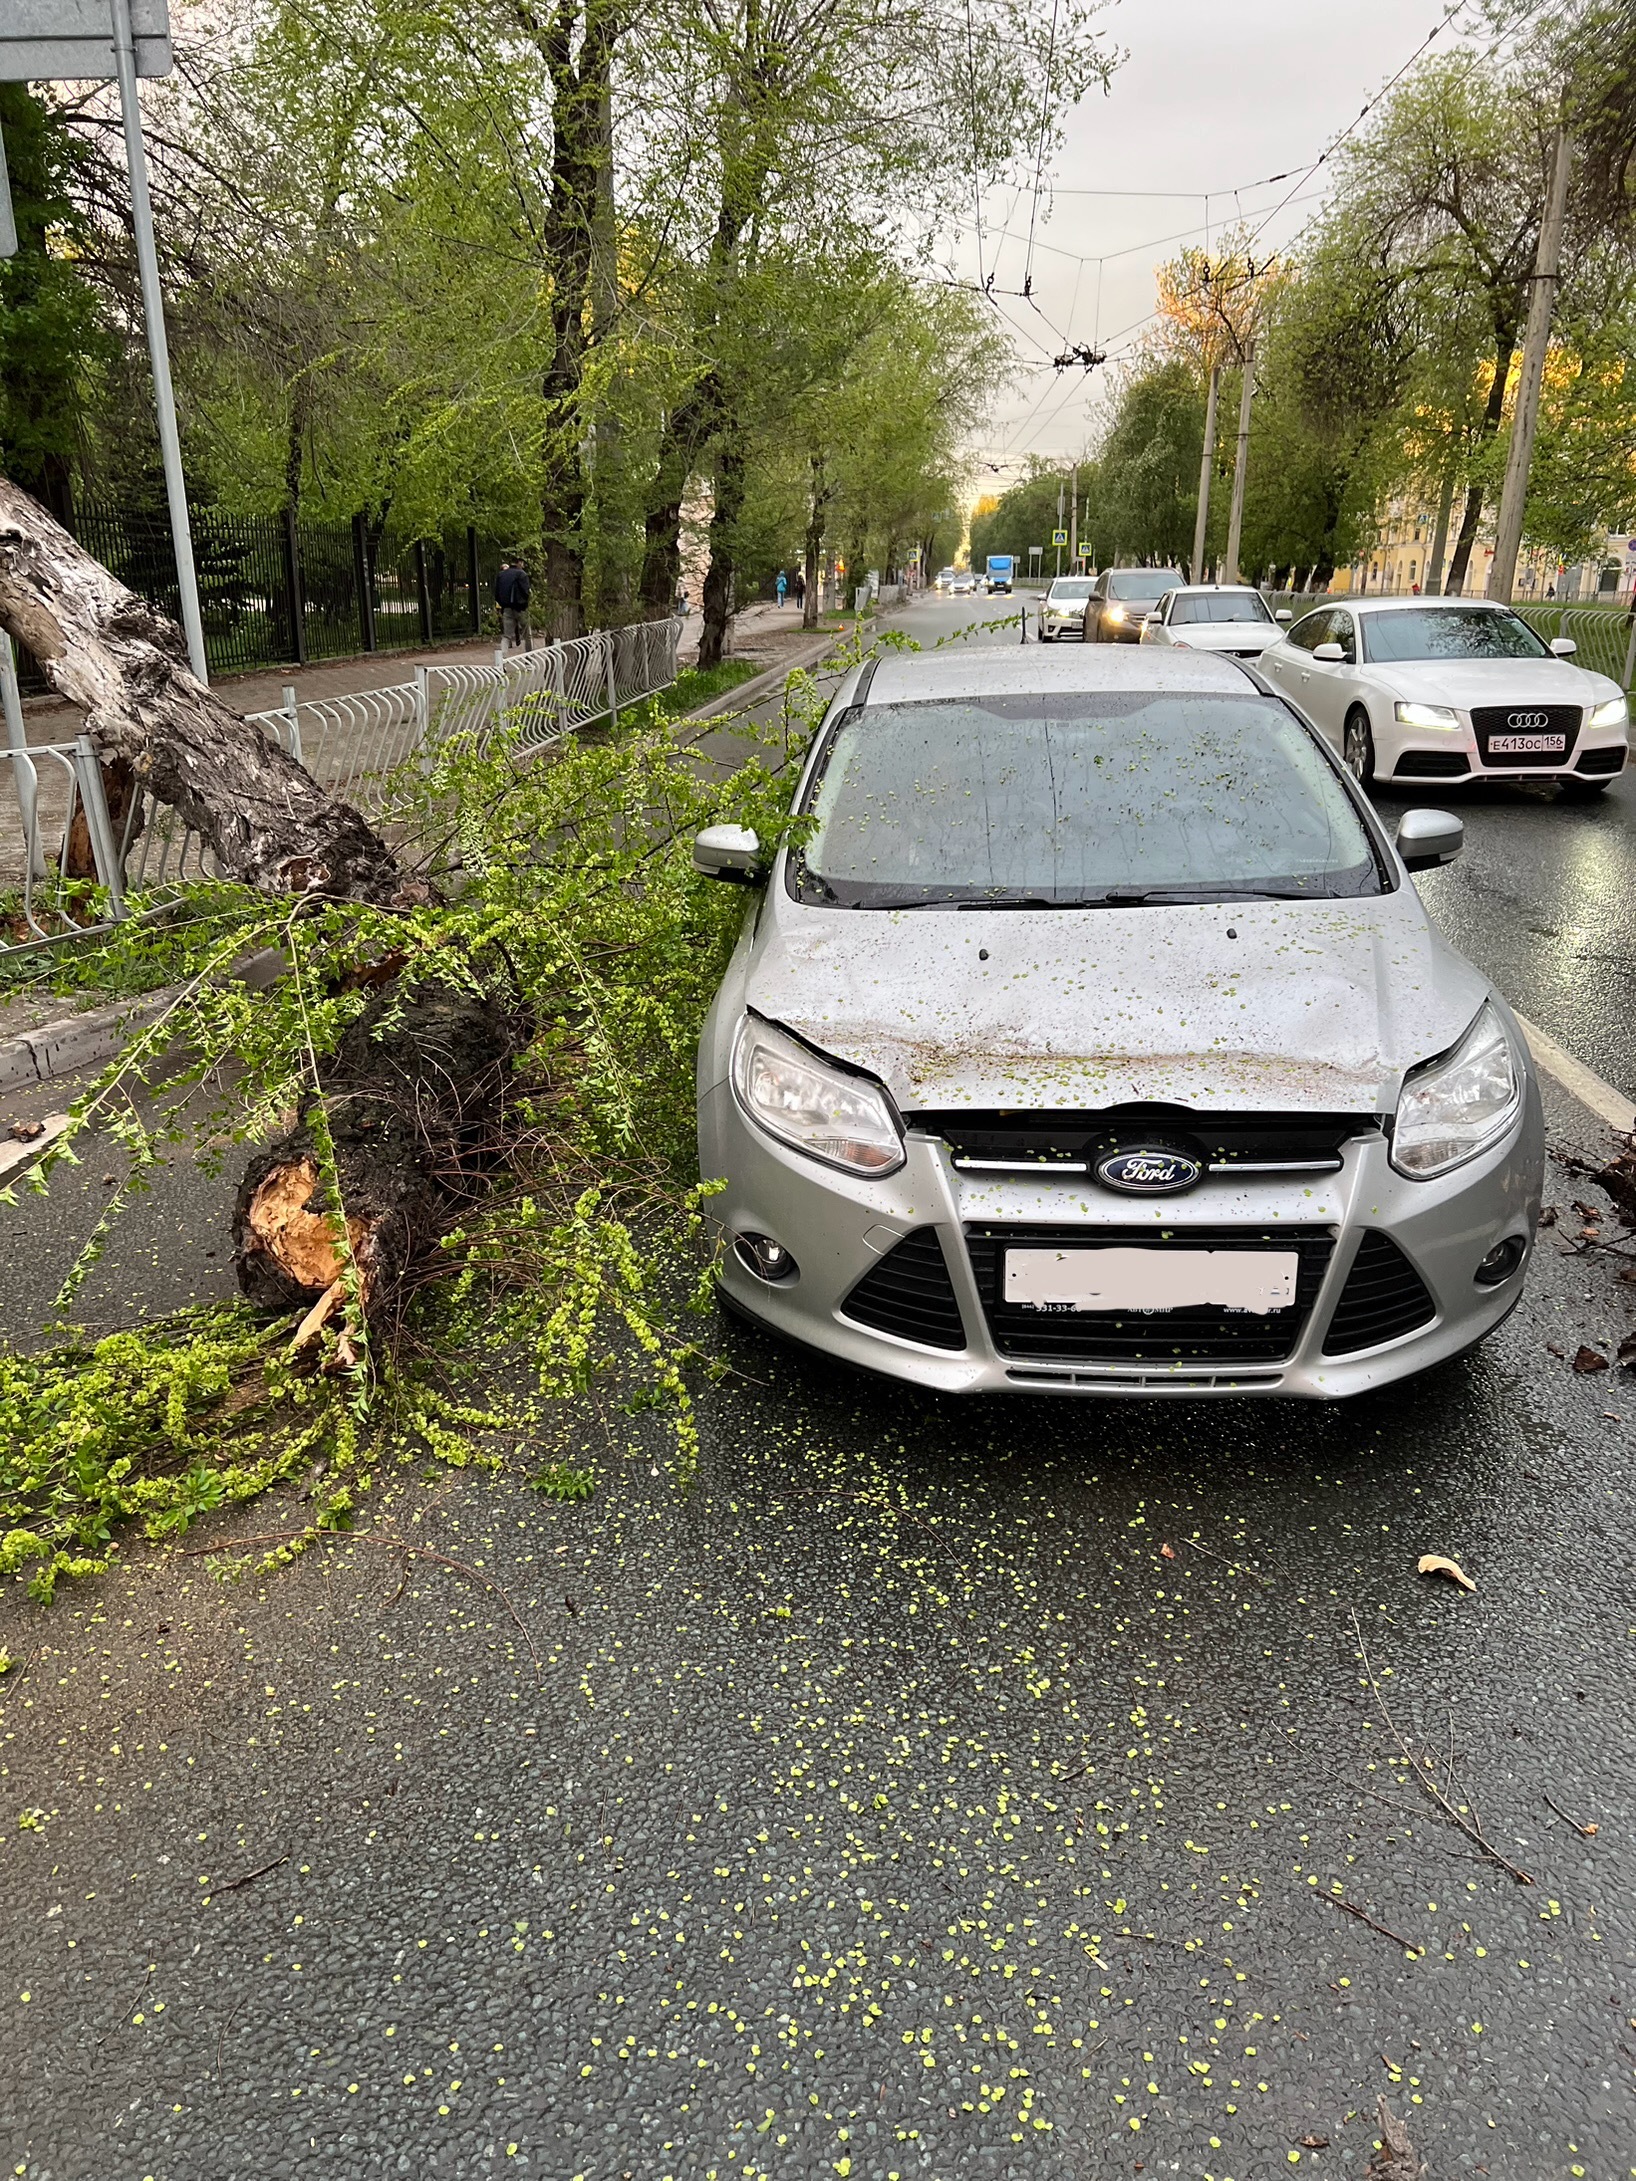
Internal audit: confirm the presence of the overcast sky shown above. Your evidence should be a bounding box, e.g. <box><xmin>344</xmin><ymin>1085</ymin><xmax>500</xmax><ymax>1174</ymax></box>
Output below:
<box><xmin>941</xmin><ymin>0</ymin><xmax>1475</xmax><ymax>485</ymax></box>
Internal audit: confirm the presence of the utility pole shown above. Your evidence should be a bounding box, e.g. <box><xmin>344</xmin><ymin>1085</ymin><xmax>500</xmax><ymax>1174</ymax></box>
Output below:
<box><xmin>1488</xmin><ymin>125</ymin><xmax>1575</xmax><ymax>603</ymax></box>
<box><xmin>1191</xmin><ymin>364</ymin><xmax>1221</xmax><ymax>583</ymax></box>
<box><xmin>1055</xmin><ymin>478</ymin><xmax>1065</xmax><ymax>578</ymax></box>
<box><xmin>109</xmin><ymin>0</ymin><xmax>207</xmax><ymax>682</ymax></box>
<box><xmin>1068</xmin><ymin>464</ymin><xmax>1078</xmax><ymax>569</ymax></box>
<box><xmin>1222</xmin><ymin>341</ymin><xmax>1257</xmax><ymax>586</ymax></box>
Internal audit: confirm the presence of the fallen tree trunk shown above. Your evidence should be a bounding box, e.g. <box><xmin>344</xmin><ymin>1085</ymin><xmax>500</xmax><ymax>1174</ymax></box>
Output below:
<box><xmin>0</xmin><ymin>476</ymin><xmax>525</xmax><ymax>1344</ymax></box>
<box><xmin>0</xmin><ymin>479</ymin><xmax>408</xmax><ymax>903</ymax></box>
<box><xmin>234</xmin><ymin>983</ymin><xmax>527</xmax><ymax>1345</ymax></box>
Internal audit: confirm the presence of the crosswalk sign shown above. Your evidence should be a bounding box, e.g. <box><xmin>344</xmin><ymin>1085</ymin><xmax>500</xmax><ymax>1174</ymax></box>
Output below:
<box><xmin>1051</xmin><ymin>529</ymin><xmax>1067</xmax><ymax>546</ymax></box>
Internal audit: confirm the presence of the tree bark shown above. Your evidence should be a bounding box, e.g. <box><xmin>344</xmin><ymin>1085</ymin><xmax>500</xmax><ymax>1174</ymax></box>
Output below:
<box><xmin>803</xmin><ymin>449</ymin><xmax>827</xmax><ymax>631</ymax></box>
<box><xmin>0</xmin><ymin>480</ymin><xmax>409</xmax><ymax>902</ymax></box>
<box><xmin>1444</xmin><ymin>323</ymin><xmax>1516</xmax><ymax>596</ymax></box>
<box><xmin>235</xmin><ymin>983</ymin><xmax>525</xmax><ymax>1341</ymax></box>
<box><xmin>697</xmin><ymin>434</ymin><xmax>745</xmax><ymax>669</ymax></box>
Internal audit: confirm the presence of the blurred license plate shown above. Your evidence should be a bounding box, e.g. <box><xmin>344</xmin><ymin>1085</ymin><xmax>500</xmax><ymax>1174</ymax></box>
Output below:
<box><xmin>1004</xmin><ymin>1246</ymin><xmax>1299</xmax><ymax>1316</ymax></box>
<box><xmin>1487</xmin><ymin>733</ymin><xmax>1565</xmax><ymax>753</ymax></box>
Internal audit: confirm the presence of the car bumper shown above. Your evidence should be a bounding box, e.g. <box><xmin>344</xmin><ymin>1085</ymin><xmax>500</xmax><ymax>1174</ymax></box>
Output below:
<box><xmin>1382</xmin><ymin>724</ymin><xmax>1629</xmax><ymax>785</ymax></box>
<box><xmin>698</xmin><ymin>1070</ymin><xmax>1544</xmax><ymax>1399</ymax></box>
<box><xmin>1039</xmin><ymin>612</ymin><xmax>1084</xmax><ymax>638</ymax></box>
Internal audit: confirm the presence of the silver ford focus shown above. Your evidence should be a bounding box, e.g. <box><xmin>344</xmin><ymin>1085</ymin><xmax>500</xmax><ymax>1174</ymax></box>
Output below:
<box><xmin>694</xmin><ymin>646</ymin><xmax>1543</xmax><ymax>1398</ymax></box>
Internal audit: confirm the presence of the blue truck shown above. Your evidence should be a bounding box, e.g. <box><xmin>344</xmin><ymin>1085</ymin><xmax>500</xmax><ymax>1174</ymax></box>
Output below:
<box><xmin>984</xmin><ymin>554</ymin><xmax>1014</xmax><ymax>594</ymax></box>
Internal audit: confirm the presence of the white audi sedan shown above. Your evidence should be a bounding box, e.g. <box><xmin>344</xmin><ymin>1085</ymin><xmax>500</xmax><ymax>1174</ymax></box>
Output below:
<box><xmin>1259</xmin><ymin>596</ymin><xmax>1629</xmax><ymax>795</ymax></box>
<box><xmin>1140</xmin><ymin>584</ymin><xmax>1291</xmax><ymax>657</ymax></box>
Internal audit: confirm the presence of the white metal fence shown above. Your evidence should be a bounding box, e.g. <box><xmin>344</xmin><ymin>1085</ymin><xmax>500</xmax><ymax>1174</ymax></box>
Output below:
<box><xmin>1</xmin><ymin>619</ymin><xmax>681</xmax><ymax>950</ymax></box>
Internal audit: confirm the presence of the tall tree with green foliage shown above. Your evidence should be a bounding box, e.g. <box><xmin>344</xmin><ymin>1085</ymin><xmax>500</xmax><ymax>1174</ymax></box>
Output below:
<box><xmin>0</xmin><ymin>84</ymin><xmax>112</xmax><ymax>523</ymax></box>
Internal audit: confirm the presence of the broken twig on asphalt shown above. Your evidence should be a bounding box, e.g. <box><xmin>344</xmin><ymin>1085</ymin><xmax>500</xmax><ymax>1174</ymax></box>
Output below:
<box><xmin>1349</xmin><ymin>1607</ymin><xmax>1533</xmax><ymax>1885</ymax></box>
<box><xmin>1321</xmin><ymin>1892</ymin><xmax>1422</xmax><ymax>1953</ymax></box>
<box><xmin>215</xmin><ymin>1852</ymin><xmax>290</xmax><ymax>1894</ymax></box>
<box><xmin>1542</xmin><ymin>1790</ymin><xmax>1599</xmax><ymax>1838</ymax></box>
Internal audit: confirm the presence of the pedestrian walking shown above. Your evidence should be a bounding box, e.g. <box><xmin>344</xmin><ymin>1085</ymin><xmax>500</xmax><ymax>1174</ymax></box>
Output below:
<box><xmin>495</xmin><ymin>556</ymin><xmax>533</xmax><ymax>652</ymax></box>
<box><xmin>775</xmin><ymin>569</ymin><xmax>788</xmax><ymax>608</ymax></box>
<box><xmin>793</xmin><ymin>570</ymin><xmax>805</xmax><ymax>609</ymax></box>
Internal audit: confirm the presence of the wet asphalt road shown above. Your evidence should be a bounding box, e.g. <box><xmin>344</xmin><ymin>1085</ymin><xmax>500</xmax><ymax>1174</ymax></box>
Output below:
<box><xmin>4</xmin><ymin>597</ymin><xmax>1636</xmax><ymax>2181</ymax></box>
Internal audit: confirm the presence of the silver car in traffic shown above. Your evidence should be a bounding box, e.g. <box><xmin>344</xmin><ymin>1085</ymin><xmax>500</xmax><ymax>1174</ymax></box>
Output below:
<box><xmin>694</xmin><ymin>646</ymin><xmax>1543</xmax><ymax>1398</ymax></box>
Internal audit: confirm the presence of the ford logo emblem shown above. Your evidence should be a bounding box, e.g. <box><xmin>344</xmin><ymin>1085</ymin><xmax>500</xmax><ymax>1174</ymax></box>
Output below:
<box><xmin>1095</xmin><ymin>1147</ymin><xmax>1203</xmax><ymax>1194</ymax></box>
<box><xmin>1508</xmin><ymin>709</ymin><xmax>1550</xmax><ymax>731</ymax></box>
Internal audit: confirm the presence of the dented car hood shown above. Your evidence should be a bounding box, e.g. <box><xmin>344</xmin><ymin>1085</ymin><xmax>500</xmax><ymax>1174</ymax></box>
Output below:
<box><xmin>745</xmin><ymin>880</ymin><xmax>1490</xmax><ymax>1115</ymax></box>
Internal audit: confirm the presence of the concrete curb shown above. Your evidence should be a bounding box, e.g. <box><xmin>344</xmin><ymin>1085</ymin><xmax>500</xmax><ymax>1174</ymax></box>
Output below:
<box><xmin>676</xmin><ymin>629</ymin><xmax>851</xmax><ymax>725</ymax></box>
<box><xmin>0</xmin><ymin>947</ymin><xmax>286</xmax><ymax>1096</ymax></box>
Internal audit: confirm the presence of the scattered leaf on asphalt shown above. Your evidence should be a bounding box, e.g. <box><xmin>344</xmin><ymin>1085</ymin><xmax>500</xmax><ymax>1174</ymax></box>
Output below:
<box><xmin>1160</xmin><ymin>1542</ymin><xmax>1176</xmax><ymax>1560</ymax></box>
<box><xmin>1573</xmin><ymin>1346</ymin><xmax>1611</xmax><ymax>1373</ymax></box>
<box><xmin>1299</xmin><ymin>2137</ymin><xmax>1331</xmax><ymax>2151</ymax></box>
<box><xmin>1417</xmin><ymin>1553</ymin><xmax>1476</xmax><ymax>1592</ymax></box>
<box><xmin>1618</xmin><ymin>1336</ymin><xmax>1636</xmax><ymax>1368</ymax></box>
<box><xmin>1538</xmin><ymin>1205</ymin><xmax>1557</xmax><ymax>1227</ymax></box>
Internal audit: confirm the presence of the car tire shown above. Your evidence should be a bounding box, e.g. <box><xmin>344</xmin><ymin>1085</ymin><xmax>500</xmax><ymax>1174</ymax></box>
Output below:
<box><xmin>1343</xmin><ymin>707</ymin><xmax>1377</xmax><ymax>788</ymax></box>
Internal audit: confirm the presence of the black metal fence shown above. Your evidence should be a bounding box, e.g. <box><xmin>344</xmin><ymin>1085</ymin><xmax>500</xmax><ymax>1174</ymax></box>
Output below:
<box><xmin>30</xmin><ymin>503</ymin><xmax>510</xmax><ymax>684</ymax></box>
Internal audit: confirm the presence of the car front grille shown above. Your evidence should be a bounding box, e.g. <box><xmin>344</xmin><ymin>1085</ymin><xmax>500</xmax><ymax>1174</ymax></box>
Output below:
<box><xmin>919</xmin><ymin>1108</ymin><xmax>1378</xmax><ymax>1181</ymax></box>
<box><xmin>964</xmin><ymin>1223</ymin><xmax>1334</xmax><ymax>1364</ymax></box>
<box><xmin>840</xmin><ymin>1229</ymin><xmax>967</xmax><ymax>1350</ymax></box>
<box><xmin>1470</xmin><ymin>703</ymin><xmax>1582</xmax><ymax>769</ymax></box>
<box><xmin>1320</xmin><ymin>1232</ymin><xmax>1436</xmax><ymax>1355</ymax></box>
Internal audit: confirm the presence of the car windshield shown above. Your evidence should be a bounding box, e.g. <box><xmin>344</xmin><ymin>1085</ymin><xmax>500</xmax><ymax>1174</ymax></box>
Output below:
<box><xmin>793</xmin><ymin>692</ymin><xmax>1383</xmax><ymax>908</ymax></box>
<box><xmin>1170</xmin><ymin>591</ymin><xmax>1273</xmax><ymax>626</ymax></box>
<box><xmin>1049</xmin><ymin>579</ymin><xmax>1094</xmax><ymax>601</ymax></box>
<box><xmin>1108</xmin><ymin>569</ymin><xmax>1184</xmax><ymax>601</ymax></box>
<box><xmin>1362</xmin><ymin>607</ymin><xmax>1550</xmax><ymax>662</ymax></box>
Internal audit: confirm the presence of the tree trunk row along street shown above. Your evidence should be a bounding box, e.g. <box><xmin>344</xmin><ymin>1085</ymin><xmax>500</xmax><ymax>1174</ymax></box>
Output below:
<box><xmin>3</xmin><ymin>596</ymin><xmax>1635</xmax><ymax>2181</ymax></box>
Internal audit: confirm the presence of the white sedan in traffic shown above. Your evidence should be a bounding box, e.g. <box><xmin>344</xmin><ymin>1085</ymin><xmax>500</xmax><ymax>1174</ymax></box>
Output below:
<box><xmin>1037</xmin><ymin>574</ymin><xmax>1095</xmax><ymax>640</ymax></box>
<box><xmin>1140</xmin><ymin>584</ymin><xmax>1290</xmax><ymax>656</ymax></box>
<box><xmin>1259</xmin><ymin>597</ymin><xmax>1630</xmax><ymax>796</ymax></box>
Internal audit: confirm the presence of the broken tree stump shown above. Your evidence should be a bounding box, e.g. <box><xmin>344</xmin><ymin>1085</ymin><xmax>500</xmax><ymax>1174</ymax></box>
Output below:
<box><xmin>233</xmin><ymin>983</ymin><xmax>527</xmax><ymax>1341</ymax></box>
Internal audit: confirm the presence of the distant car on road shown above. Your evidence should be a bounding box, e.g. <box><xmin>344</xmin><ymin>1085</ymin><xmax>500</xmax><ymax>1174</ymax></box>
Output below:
<box><xmin>1084</xmin><ymin>566</ymin><xmax>1185</xmax><ymax>643</ymax></box>
<box><xmin>985</xmin><ymin>554</ymin><xmax>1015</xmax><ymax>594</ymax></box>
<box><xmin>1037</xmin><ymin>574</ymin><xmax>1095</xmax><ymax>640</ymax></box>
<box><xmin>1141</xmin><ymin>584</ymin><xmax>1291</xmax><ymax>657</ymax></box>
<box><xmin>692</xmin><ymin>643</ymin><xmax>1543</xmax><ymax>1400</ymax></box>
<box><xmin>934</xmin><ymin>566</ymin><xmax>958</xmax><ymax>592</ymax></box>
<box><xmin>1259</xmin><ymin>597</ymin><xmax>1630</xmax><ymax>794</ymax></box>
<box><xmin>948</xmin><ymin>570</ymin><xmax>979</xmax><ymax>596</ymax></box>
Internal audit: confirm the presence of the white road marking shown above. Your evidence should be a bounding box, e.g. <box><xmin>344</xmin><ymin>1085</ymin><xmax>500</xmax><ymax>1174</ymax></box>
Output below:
<box><xmin>1515</xmin><ymin>1013</ymin><xmax>1636</xmax><ymax>1135</ymax></box>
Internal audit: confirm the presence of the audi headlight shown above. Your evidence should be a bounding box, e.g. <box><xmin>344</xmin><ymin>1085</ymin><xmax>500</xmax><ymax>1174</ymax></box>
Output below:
<box><xmin>1588</xmin><ymin>695</ymin><xmax>1628</xmax><ymax>729</ymax></box>
<box><xmin>1391</xmin><ymin>1003</ymin><xmax>1521</xmax><ymax>1178</ymax></box>
<box><xmin>731</xmin><ymin>1016</ymin><xmax>904</xmax><ymax>1175</ymax></box>
<box><xmin>1395</xmin><ymin>700</ymin><xmax>1460</xmax><ymax>729</ymax></box>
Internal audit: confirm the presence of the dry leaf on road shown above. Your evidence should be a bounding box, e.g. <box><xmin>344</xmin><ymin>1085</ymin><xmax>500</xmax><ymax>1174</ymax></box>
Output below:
<box><xmin>1573</xmin><ymin>1346</ymin><xmax>1611</xmax><ymax>1373</ymax></box>
<box><xmin>1417</xmin><ymin>1553</ymin><xmax>1476</xmax><ymax>1592</ymax></box>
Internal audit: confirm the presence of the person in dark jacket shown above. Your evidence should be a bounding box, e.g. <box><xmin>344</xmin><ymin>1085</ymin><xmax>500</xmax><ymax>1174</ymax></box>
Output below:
<box><xmin>495</xmin><ymin>557</ymin><xmax>533</xmax><ymax>652</ymax></box>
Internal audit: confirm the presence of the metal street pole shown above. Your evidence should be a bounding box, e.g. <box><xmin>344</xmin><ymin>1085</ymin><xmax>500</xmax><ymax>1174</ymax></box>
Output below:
<box><xmin>1068</xmin><ymin>464</ymin><xmax>1078</xmax><ymax>569</ymax></box>
<box><xmin>1191</xmin><ymin>363</ymin><xmax>1220</xmax><ymax>583</ymax></box>
<box><xmin>1487</xmin><ymin>125</ymin><xmax>1574</xmax><ymax>604</ymax></box>
<box><xmin>1222</xmin><ymin>341</ymin><xmax>1257</xmax><ymax>586</ymax></box>
<box><xmin>1055</xmin><ymin>480</ymin><xmax>1064</xmax><ymax>579</ymax></box>
<box><xmin>109</xmin><ymin>0</ymin><xmax>207</xmax><ymax>682</ymax></box>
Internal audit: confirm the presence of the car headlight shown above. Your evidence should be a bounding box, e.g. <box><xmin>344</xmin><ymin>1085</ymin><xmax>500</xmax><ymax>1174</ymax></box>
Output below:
<box><xmin>731</xmin><ymin>1016</ymin><xmax>904</xmax><ymax>1175</ymax></box>
<box><xmin>1588</xmin><ymin>695</ymin><xmax>1629</xmax><ymax>729</ymax></box>
<box><xmin>1391</xmin><ymin>1002</ymin><xmax>1522</xmax><ymax>1178</ymax></box>
<box><xmin>1105</xmin><ymin>604</ymin><xmax>1126</xmax><ymax>623</ymax></box>
<box><xmin>1395</xmin><ymin>701</ymin><xmax>1460</xmax><ymax>729</ymax></box>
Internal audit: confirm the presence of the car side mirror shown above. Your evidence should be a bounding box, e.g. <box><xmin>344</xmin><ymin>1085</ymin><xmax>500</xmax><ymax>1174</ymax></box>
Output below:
<box><xmin>1312</xmin><ymin>640</ymin><xmax>1346</xmax><ymax>662</ymax></box>
<box><xmin>693</xmin><ymin>823</ymin><xmax>765</xmax><ymax>883</ymax></box>
<box><xmin>1396</xmin><ymin>807</ymin><xmax>1464</xmax><ymax>871</ymax></box>
<box><xmin>1276</xmin><ymin>609</ymin><xmax>1292</xmax><ymax>622</ymax></box>
<box><xmin>1549</xmin><ymin>636</ymin><xmax>1577</xmax><ymax>656</ymax></box>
